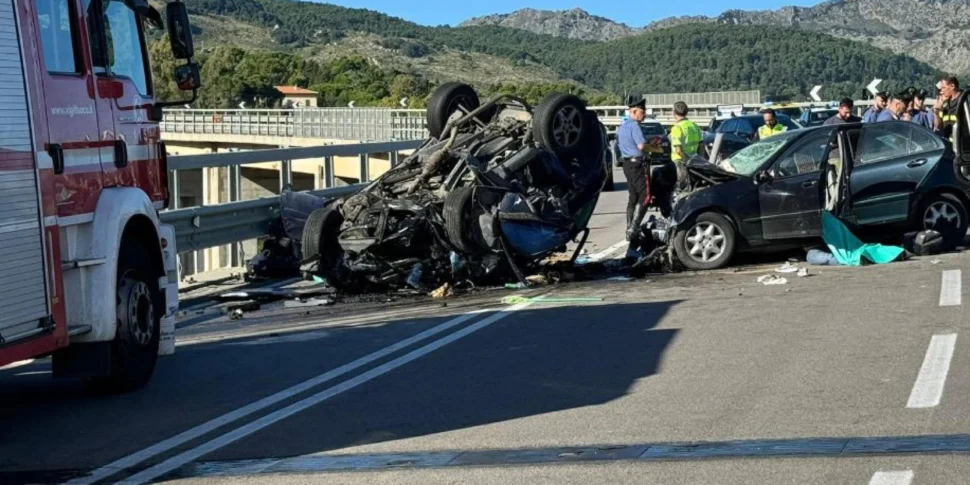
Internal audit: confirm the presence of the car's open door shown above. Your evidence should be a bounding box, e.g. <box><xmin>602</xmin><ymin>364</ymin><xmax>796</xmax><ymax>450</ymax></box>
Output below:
<box><xmin>758</xmin><ymin>128</ymin><xmax>838</xmax><ymax>240</ymax></box>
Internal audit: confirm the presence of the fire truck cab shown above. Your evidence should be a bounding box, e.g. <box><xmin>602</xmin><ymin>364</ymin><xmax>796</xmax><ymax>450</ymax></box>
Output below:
<box><xmin>0</xmin><ymin>0</ymin><xmax>199</xmax><ymax>392</ymax></box>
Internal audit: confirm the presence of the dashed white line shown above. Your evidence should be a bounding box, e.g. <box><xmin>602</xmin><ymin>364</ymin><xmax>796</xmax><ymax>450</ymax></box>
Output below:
<box><xmin>907</xmin><ymin>333</ymin><xmax>958</xmax><ymax>409</ymax></box>
<box><xmin>939</xmin><ymin>270</ymin><xmax>961</xmax><ymax>306</ymax></box>
<box><xmin>116</xmin><ymin>301</ymin><xmax>534</xmax><ymax>485</ymax></box>
<box><xmin>65</xmin><ymin>309</ymin><xmax>491</xmax><ymax>485</ymax></box>
<box><xmin>869</xmin><ymin>470</ymin><xmax>914</xmax><ymax>485</ymax></box>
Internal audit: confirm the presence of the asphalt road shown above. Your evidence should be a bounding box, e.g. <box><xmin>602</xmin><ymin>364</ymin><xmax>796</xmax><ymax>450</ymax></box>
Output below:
<box><xmin>3</xmin><ymin>166</ymin><xmax>970</xmax><ymax>485</ymax></box>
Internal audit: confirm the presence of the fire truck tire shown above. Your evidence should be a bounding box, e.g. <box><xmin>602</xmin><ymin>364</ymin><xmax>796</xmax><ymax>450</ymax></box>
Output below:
<box><xmin>85</xmin><ymin>238</ymin><xmax>161</xmax><ymax>393</ymax></box>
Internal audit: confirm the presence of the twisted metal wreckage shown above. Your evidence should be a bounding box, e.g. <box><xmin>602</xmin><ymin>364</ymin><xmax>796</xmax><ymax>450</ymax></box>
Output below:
<box><xmin>276</xmin><ymin>83</ymin><xmax>616</xmax><ymax>293</ymax></box>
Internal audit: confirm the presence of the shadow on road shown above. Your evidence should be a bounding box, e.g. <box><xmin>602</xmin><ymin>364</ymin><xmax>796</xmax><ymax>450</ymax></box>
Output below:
<box><xmin>208</xmin><ymin>301</ymin><xmax>681</xmax><ymax>460</ymax></box>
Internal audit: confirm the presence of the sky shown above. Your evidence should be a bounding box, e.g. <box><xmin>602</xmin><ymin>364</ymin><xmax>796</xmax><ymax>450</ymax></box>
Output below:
<box><xmin>319</xmin><ymin>0</ymin><xmax>826</xmax><ymax>27</ymax></box>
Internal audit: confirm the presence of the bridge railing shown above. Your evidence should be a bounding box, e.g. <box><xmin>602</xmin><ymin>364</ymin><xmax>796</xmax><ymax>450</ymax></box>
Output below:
<box><xmin>162</xmin><ymin>100</ymin><xmax>887</xmax><ymax>143</ymax></box>
<box><xmin>160</xmin><ymin>139</ymin><xmax>423</xmax><ymax>277</ymax></box>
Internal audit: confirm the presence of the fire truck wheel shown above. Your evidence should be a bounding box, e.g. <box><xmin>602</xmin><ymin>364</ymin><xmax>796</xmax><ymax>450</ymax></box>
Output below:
<box><xmin>85</xmin><ymin>238</ymin><xmax>161</xmax><ymax>393</ymax></box>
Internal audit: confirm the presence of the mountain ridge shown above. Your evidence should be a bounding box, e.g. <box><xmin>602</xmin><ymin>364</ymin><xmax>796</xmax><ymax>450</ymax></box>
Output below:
<box><xmin>462</xmin><ymin>1</ymin><xmax>970</xmax><ymax>74</ymax></box>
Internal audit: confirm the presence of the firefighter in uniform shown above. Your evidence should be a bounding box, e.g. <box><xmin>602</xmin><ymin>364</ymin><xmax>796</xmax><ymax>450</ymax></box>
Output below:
<box><xmin>669</xmin><ymin>101</ymin><xmax>702</xmax><ymax>194</ymax></box>
<box><xmin>755</xmin><ymin>109</ymin><xmax>787</xmax><ymax>141</ymax></box>
<box><xmin>618</xmin><ymin>96</ymin><xmax>649</xmax><ymax>240</ymax></box>
<box><xmin>935</xmin><ymin>76</ymin><xmax>963</xmax><ymax>138</ymax></box>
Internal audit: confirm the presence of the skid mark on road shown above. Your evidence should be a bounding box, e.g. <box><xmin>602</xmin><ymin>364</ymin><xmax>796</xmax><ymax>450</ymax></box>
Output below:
<box><xmin>939</xmin><ymin>270</ymin><xmax>961</xmax><ymax>307</ymax></box>
<box><xmin>869</xmin><ymin>470</ymin><xmax>914</xmax><ymax>485</ymax></box>
<box><xmin>907</xmin><ymin>333</ymin><xmax>958</xmax><ymax>409</ymax></box>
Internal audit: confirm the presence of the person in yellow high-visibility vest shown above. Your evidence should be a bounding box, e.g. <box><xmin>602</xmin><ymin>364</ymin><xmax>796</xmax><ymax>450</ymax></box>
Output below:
<box><xmin>755</xmin><ymin>109</ymin><xmax>788</xmax><ymax>141</ymax></box>
<box><xmin>669</xmin><ymin>101</ymin><xmax>703</xmax><ymax>195</ymax></box>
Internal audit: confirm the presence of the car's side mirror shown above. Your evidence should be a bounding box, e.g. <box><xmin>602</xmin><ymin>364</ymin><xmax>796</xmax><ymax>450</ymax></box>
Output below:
<box><xmin>174</xmin><ymin>63</ymin><xmax>201</xmax><ymax>91</ymax></box>
<box><xmin>755</xmin><ymin>171</ymin><xmax>772</xmax><ymax>184</ymax></box>
<box><xmin>166</xmin><ymin>2</ymin><xmax>194</xmax><ymax>60</ymax></box>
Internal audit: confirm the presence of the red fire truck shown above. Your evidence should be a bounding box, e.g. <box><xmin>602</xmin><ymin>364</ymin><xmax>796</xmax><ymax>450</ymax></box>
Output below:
<box><xmin>0</xmin><ymin>0</ymin><xmax>200</xmax><ymax>392</ymax></box>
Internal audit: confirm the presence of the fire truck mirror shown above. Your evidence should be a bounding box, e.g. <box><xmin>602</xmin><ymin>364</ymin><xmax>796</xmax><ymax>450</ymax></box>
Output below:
<box><xmin>166</xmin><ymin>2</ymin><xmax>195</xmax><ymax>60</ymax></box>
<box><xmin>174</xmin><ymin>63</ymin><xmax>201</xmax><ymax>91</ymax></box>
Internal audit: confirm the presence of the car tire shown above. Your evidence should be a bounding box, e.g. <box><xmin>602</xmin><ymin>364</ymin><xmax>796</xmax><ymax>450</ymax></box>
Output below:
<box><xmin>427</xmin><ymin>82</ymin><xmax>481</xmax><ymax>139</ymax></box>
<box><xmin>301</xmin><ymin>207</ymin><xmax>344</xmax><ymax>263</ymax></box>
<box><xmin>673</xmin><ymin>212</ymin><xmax>737</xmax><ymax>271</ymax></box>
<box><xmin>444</xmin><ymin>186</ymin><xmax>489</xmax><ymax>254</ymax></box>
<box><xmin>84</xmin><ymin>238</ymin><xmax>160</xmax><ymax>393</ymax></box>
<box><xmin>533</xmin><ymin>93</ymin><xmax>589</xmax><ymax>159</ymax></box>
<box><xmin>604</xmin><ymin>166</ymin><xmax>615</xmax><ymax>192</ymax></box>
<box><xmin>918</xmin><ymin>193</ymin><xmax>969</xmax><ymax>250</ymax></box>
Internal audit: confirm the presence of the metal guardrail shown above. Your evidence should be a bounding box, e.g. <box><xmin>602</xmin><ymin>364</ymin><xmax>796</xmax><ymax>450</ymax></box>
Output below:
<box><xmin>159</xmin><ymin>139</ymin><xmax>423</xmax><ymax>254</ymax></box>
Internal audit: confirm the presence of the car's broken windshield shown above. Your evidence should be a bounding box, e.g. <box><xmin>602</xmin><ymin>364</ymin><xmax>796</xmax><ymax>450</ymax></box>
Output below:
<box><xmin>723</xmin><ymin>136</ymin><xmax>792</xmax><ymax>176</ymax></box>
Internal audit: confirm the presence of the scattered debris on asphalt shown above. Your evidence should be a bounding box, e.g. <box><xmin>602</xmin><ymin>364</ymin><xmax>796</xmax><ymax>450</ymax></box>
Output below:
<box><xmin>430</xmin><ymin>282</ymin><xmax>454</xmax><ymax>299</ymax></box>
<box><xmin>283</xmin><ymin>298</ymin><xmax>335</xmax><ymax>308</ymax></box>
<box><xmin>501</xmin><ymin>295</ymin><xmax>604</xmax><ymax>305</ymax></box>
<box><xmin>757</xmin><ymin>274</ymin><xmax>788</xmax><ymax>286</ymax></box>
<box><xmin>775</xmin><ymin>262</ymin><xmax>800</xmax><ymax>274</ymax></box>
<box><xmin>797</xmin><ymin>268</ymin><xmax>810</xmax><ymax>278</ymax></box>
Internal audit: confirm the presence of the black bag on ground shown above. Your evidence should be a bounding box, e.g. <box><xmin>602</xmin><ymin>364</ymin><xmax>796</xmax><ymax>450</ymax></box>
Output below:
<box><xmin>904</xmin><ymin>230</ymin><xmax>944</xmax><ymax>256</ymax></box>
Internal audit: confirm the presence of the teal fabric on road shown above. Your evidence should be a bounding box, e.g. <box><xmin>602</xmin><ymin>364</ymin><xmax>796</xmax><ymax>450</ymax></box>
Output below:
<box><xmin>821</xmin><ymin>211</ymin><xmax>905</xmax><ymax>266</ymax></box>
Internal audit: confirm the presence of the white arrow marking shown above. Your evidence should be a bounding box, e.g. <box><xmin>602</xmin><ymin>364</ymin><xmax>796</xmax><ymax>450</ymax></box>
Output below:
<box><xmin>810</xmin><ymin>85</ymin><xmax>822</xmax><ymax>102</ymax></box>
<box><xmin>400</xmin><ymin>97</ymin><xmax>408</xmax><ymax>108</ymax></box>
<box><xmin>238</xmin><ymin>101</ymin><xmax>246</xmax><ymax>110</ymax></box>
<box><xmin>867</xmin><ymin>78</ymin><xmax>882</xmax><ymax>95</ymax></box>
<box><xmin>348</xmin><ymin>100</ymin><xmax>356</xmax><ymax>108</ymax></box>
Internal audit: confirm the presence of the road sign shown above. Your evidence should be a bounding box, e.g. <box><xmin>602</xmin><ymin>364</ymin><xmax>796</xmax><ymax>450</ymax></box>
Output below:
<box><xmin>348</xmin><ymin>100</ymin><xmax>355</xmax><ymax>108</ymax></box>
<box><xmin>810</xmin><ymin>85</ymin><xmax>822</xmax><ymax>102</ymax></box>
<box><xmin>399</xmin><ymin>97</ymin><xmax>408</xmax><ymax>108</ymax></box>
<box><xmin>867</xmin><ymin>79</ymin><xmax>882</xmax><ymax>96</ymax></box>
<box><xmin>238</xmin><ymin>101</ymin><xmax>246</xmax><ymax>110</ymax></box>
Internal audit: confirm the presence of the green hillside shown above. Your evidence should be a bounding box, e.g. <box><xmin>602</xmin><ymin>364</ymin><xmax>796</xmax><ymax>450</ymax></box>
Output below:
<box><xmin>159</xmin><ymin>0</ymin><xmax>943</xmax><ymax>108</ymax></box>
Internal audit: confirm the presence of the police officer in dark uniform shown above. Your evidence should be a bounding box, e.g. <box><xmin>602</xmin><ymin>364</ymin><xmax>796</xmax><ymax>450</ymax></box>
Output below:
<box><xmin>617</xmin><ymin>96</ymin><xmax>649</xmax><ymax>240</ymax></box>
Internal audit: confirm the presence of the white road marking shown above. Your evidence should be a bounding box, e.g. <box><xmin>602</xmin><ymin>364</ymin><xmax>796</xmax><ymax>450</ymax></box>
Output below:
<box><xmin>64</xmin><ymin>309</ymin><xmax>491</xmax><ymax>485</ymax></box>
<box><xmin>580</xmin><ymin>240</ymin><xmax>629</xmax><ymax>265</ymax></box>
<box><xmin>939</xmin><ymin>270</ymin><xmax>962</xmax><ymax>306</ymax></box>
<box><xmin>0</xmin><ymin>359</ymin><xmax>35</xmax><ymax>370</ymax></box>
<box><xmin>907</xmin><ymin>333</ymin><xmax>958</xmax><ymax>409</ymax></box>
<box><xmin>869</xmin><ymin>470</ymin><xmax>914</xmax><ymax>485</ymax></box>
<box><xmin>116</xmin><ymin>302</ymin><xmax>533</xmax><ymax>485</ymax></box>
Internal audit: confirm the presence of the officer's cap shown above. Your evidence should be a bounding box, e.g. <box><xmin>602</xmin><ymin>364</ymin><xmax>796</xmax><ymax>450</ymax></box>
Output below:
<box><xmin>626</xmin><ymin>95</ymin><xmax>646</xmax><ymax>110</ymax></box>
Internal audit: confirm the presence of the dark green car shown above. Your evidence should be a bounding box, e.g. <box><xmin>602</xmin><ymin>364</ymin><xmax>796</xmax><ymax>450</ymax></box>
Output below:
<box><xmin>667</xmin><ymin>118</ymin><xmax>970</xmax><ymax>270</ymax></box>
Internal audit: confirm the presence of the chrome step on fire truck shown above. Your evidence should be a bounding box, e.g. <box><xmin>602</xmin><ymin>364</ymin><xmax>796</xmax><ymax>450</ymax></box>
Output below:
<box><xmin>0</xmin><ymin>0</ymin><xmax>200</xmax><ymax>392</ymax></box>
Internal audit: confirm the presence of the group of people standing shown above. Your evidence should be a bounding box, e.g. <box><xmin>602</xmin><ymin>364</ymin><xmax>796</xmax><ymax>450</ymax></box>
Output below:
<box><xmin>824</xmin><ymin>75</ymin><xmax>963</xmax><ymax>138</ymax></box>
<box><xmin>616</xmin><ymin>74</ymin><xmax>966</xmax><ymax>241</ymax></box>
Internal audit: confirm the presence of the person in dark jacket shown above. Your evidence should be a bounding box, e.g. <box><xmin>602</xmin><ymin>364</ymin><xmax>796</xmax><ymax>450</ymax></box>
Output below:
<box><xmin>824</xmin><ymin>98</ymin><xmax>862</xmax><ymax>125</ymax></box>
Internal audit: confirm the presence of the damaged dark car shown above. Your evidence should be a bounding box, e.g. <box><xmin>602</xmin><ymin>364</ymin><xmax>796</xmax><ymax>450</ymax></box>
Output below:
<box><xmin>299</xmin><ymin>83</ymin><xmax>608</xmax><ymax>292</ymax></box>
<box><xmin>663</xmin><ymin>118</ymin><xmax>970</xmax><ymax>270</ymax></box>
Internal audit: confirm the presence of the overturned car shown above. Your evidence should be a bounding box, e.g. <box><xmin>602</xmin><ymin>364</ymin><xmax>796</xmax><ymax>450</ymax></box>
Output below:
<box><xmin>299</xmin><ymin>83</ymin><xmax>608</xmax><ymax>292</ymax></box>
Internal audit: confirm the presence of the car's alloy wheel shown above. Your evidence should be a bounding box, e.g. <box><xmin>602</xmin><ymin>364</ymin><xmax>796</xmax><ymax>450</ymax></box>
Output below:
<box><xmin>673</xmin><ymin>212</ymin><xmax>736</xmax><ymax>270</ymax></box>
<box><xmin>552</xmin><ymin>104</ymin><xmax>584</xmax><ymax>148</ymax></box>
<box><xmin>686</xmin><ymin>222</ymin><xmax>727</xmax><ymax>263</ymax></box>
<box><xmin>923</xmin><ymin>200</ymin><xmax>961</xmax><ymax>230</ymax></box>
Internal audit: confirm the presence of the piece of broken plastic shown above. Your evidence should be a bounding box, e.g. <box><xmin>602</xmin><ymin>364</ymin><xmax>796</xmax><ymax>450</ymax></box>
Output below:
<box><xmin>757</xmin><ymin>274</ymin><xmax>788</xmax><ymax>285</ymax></box>
<box><xmin>775</xmin><ymin>262</ymin><xmax>800</xmax><ymax>274</ymax></box>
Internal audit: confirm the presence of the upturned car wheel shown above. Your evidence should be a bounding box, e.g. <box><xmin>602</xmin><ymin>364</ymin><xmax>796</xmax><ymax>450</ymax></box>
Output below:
<box><xmin>443</xmin><ymin>186</ymin><xmax>490</xmax><ymax>254</ymax></box>
<box><xmin>301</xmin><ymin>207</ymin><xmax>344</xmax><ymax>263</ymax></box>
<box><xmin>427</xmin><ymin>82</ymin><xmax>481</xmax><ymax>139</ymax></box>
<box><xmin>673</xmin><ymin>212</ymin><xmax>737</xmax><ymax>270</ymax></box>
<box><xmin>533</xmin><ymin>93</ymin><xmax>589</xmax><ymax>159</ymax></box>
<box><xmin>919</xmin><ymin>193</ymin><xmax>968</xmax><ymax>249</ymax></box>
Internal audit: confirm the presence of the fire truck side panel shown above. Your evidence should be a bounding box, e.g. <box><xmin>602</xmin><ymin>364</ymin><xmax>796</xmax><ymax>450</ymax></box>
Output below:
<box><xmin>0</xmin><ymin>0</ymin><xmax>63</xmax><ymax>366</ymax></box>
<box><xmin>60</xmin><ymin>186</ymin><xmax>164</xmax><ymax>344</ymax></box>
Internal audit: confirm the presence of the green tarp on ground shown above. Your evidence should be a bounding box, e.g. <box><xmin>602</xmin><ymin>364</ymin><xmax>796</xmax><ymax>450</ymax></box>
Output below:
<box><xmin>821</xmin><ymin>211</ymin><xmax>905</xmax><ymax>266</ymax></box>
